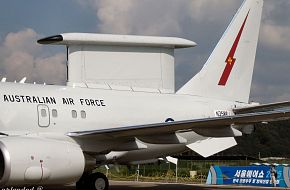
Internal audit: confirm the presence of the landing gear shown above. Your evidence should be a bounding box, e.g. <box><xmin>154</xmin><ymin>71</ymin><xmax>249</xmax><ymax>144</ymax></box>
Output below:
<box><xmin>76</xmin><ymin>172</ymin><xmax>109</xmax><ymax>190</ymax></box>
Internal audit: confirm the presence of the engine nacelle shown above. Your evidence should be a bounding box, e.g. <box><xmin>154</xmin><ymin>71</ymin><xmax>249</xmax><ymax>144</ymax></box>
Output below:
<box><xmin>0</xmin><ymin>136</ymin><xmax>85</xmax><ymax>186</ymax></box>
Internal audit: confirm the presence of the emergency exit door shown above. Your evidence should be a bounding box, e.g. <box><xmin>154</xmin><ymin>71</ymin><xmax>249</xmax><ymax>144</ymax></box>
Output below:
<box><xmin>37</xmin><ymin>104</ymin><xmax>50</xmax><ymax>127</ymax></box>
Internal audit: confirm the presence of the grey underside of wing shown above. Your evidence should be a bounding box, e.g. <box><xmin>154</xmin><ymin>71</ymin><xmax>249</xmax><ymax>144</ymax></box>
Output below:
<box><xmin>67</xmin><ymin>110</ymin><xmax>290</xmax><ymax>139</ymax></box>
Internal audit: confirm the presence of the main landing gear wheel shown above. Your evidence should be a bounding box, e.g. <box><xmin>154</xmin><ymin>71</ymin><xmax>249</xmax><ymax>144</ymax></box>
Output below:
<box><xmin>89</xmin><ymin>172</ymin><xmax>109</xmax><ymax>190</ymax></box>
<box><xmin>76</xmin><ymin>172</ymin><xmax>109</xmax><ymax>190</ymax></box>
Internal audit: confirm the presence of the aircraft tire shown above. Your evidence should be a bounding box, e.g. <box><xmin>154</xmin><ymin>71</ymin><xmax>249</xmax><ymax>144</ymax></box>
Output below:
<box><xmin>87</xmin><ymin>172</ymin><xmax>109</xmax><ymax>190</ymax></box>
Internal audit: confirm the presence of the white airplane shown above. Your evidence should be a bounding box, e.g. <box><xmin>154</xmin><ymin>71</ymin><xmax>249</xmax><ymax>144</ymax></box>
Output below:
<box><xmin>0</xmin><ymin>0</ymin><xmax>289</xmax><ymax>189</ymax></box>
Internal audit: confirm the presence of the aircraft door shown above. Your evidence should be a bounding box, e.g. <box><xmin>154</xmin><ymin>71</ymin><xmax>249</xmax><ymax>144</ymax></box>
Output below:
<box><xmin>37</xmin><ymin>104</ymin><xmax>50</xmax><ymax>127</ymax></box>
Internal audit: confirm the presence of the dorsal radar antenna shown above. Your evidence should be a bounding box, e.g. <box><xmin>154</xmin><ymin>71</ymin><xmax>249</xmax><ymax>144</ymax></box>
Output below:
<box><xmin>37</xmin><ymin>33</ymin><xmax>196</xmax><ymax>93</ymax></box>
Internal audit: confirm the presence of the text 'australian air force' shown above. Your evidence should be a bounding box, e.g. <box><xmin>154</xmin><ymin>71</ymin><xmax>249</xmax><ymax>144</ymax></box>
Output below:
<box><xmin>3</xmin><ymin>95</ymin><xmax>106</xmax><ymax>107</ymax></box>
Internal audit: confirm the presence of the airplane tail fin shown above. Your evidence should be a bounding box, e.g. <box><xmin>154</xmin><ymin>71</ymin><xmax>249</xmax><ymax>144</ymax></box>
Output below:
<box><xmin>177</xmin><ymin>0</ymin><xmax>263</xmax><ymax>103</ymax></box>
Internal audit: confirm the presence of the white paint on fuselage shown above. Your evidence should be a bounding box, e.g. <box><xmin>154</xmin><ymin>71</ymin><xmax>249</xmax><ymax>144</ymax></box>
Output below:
<box><xmin>0</xmin><ymin>82</ymin><xmax>248</xmax><ymax>163</ymax></box>
<box><xmin>0</xmin><ymin>82</ymin><xmax>246</xmax><ymax>132</ymax></box>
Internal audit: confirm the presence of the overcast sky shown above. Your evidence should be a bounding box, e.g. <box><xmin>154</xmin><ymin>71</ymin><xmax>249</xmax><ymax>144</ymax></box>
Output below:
<box><xmin>0</xmin><ymin>0</ymin><xmax>289</xmax><ymax>103</ymax></box>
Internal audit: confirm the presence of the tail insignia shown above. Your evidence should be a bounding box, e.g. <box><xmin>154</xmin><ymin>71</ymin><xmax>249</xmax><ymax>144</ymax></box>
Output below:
<box><xmin>218</xmin><ymin>10</ymin><xmax>250</xmax><ymax>86</ymax></box>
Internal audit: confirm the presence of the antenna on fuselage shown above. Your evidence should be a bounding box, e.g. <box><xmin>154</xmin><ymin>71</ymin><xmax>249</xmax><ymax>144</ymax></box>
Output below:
<box><xmin>37</xmin><ymin>33</ymin><xmax>196</xmax><ymax>92</ymax></box>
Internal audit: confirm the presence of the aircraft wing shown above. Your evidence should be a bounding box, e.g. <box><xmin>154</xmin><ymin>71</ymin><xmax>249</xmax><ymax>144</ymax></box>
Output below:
<box><xmin>234</xmin><ymin>101</ymin><xmax>290</xmax><ymax>114</ymax></box>
<box><xmin>67</xmin><ymin>110</ymin><xmax>290</xmax><ymax>139</ymax></box>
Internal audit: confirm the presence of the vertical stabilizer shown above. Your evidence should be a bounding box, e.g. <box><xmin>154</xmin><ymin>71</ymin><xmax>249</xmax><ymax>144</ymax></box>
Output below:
<box><xmin>177</xmin><ymin>0</ymin><xmax>263</xmax><ymax>103</ymax></box>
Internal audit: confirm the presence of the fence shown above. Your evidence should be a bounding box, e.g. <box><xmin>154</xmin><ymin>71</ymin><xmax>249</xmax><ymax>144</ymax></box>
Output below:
<box><xmin>95</xmin><ymin>159</ymin><xmax>264</xmax><ymax>183</ymax></box>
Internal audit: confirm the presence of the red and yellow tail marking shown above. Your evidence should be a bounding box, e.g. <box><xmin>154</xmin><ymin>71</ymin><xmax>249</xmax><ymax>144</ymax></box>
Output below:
<box><xmin>218</xmin><ymin>11</ymin><xmax>250</xmax><ymax>86</ymax></box>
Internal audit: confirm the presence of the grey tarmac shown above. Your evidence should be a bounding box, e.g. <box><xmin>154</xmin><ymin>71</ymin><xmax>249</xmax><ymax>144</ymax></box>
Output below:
<box><xmin>41</xmin><ymin>180</ymin><xmax>289</xmax><ymax>190</ymax></box>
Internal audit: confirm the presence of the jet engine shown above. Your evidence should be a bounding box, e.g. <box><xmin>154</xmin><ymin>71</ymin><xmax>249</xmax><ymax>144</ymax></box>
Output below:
<box><xmin>0</xmin><ymin>136</ymin><xmax>85</xmax><ymax>186</ymax></box>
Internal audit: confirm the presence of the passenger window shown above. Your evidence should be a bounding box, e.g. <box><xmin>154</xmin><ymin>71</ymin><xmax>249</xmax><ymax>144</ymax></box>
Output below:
<box><xmin>52</xmin><ymin>109</ymin><xmax>58</xmax><ymax>118</ymax></box>
<box><xmin>81</xmin><ymin>110</ymin><xmax>86</xmax><ymax>119</ymax></box>
<box><xmin>72</xmin><ymin>110</ymin><xmax>77</xmax><ymax>118</ymax></box>
<box><xmin>41</xmin><ymin>109</ymin><xmax>47</xmax><ymax>117</ymax></box>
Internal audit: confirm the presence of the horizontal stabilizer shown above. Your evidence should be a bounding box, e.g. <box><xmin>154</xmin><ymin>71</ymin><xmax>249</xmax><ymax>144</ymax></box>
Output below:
<box><xmin>234</xmin><ymin>101</ymin><xmax>290</xmax><ymax>114</ymax></box>
<box><xmin>186</xmin><ymin>137</ymin><xmax>237</xmax><ymax>158</ymax></box>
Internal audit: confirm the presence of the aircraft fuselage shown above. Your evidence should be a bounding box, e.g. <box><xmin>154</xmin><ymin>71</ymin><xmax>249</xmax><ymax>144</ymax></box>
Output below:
<box><xmin>0</xmin><ymin>82</ymin><xmax>246</xmax><ymax>163</ymax></box>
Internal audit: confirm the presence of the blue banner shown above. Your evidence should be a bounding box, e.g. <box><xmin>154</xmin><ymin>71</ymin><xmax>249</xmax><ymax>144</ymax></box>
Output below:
<box><xmin>206</xmin><ymin>165</ymin><xmax>290</xmax><ymax>187</ymax></box>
